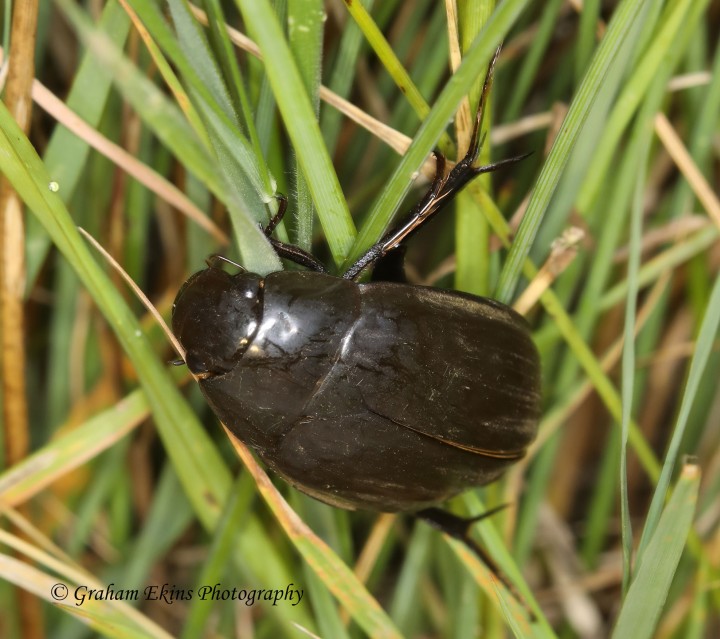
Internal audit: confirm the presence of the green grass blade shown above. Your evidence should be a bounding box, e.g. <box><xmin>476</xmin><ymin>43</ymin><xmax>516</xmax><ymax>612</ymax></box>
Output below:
<box><xmin>231</xmin><ymin>438</ymin><xmax>403</xmax><ymax>639</ymax></box>
<box><xmin>57</xmin><ymin>0</ymin><xmax>282</xmax><ymax>274</ymax></box>
<box><xmin>0</xmin><ymin>101</ymin><xmax>229</xmax><ymax>525</ymax></box>
<box><xmin>0</xmin><ymin>99</ymin><xmax>313</xmax><ymax>635</ymax></box>
<box><xmin>0</xmin><ymin>387</ymin><xmax>148</xmax><ymax>505</ymax></box>
<box><xmin>54</xmin><ymin>0</ymin><xmax>221</xmax><ymax>196</ymax></box>
<box><xmin>288</xmin><ymin>0</ymin><xmax>324</xmax><ymax>251</ymax></box>
<box><xmin>167</xmin><ymin>0</ymin><xmax>236</xmax><ymax>123</ymax></box>
<box><xmin>618</xmin><ymin>132</ymin><xmax>649</xmax><ymax>595</ymax></box>
<box><xmin>320</xmin><ymin>1</ymin><xmax>369</xmax><ymax>152</ymax></box>
<box><xmin>636</xmin><ymin>270</ymin><xmax>720</xmax><ymax>565</ymax></box>
<box><xmin>600</xmin><ymin>226</ymin><xmax>720</xmax><ymax>310</ymax></box>
<box><xmin>26</xmin><ymin>0</ymin><xmax>131</xmax><ymax>288</ymax></box>
<box><xmin>611</xmin><ymin>462</ymin><xmax>701</xmax><ymax>639</ymax></box>
<box><xmin>181</xmin><ymin>474</ymin><xmax>257</xmax><ymax>639</ymax></box>
<box><xmin>617</xmin><ymin>64</ymin><xmax>666</xmax><ymax>593</ymax></box>
<box><xmin>495</xmin><ymin>0</ymin><xmax>649</xmax><ymax>303</ymax></box>
<box><xmin>576</xmin><ymin>0</ymin><xmax>708</xmax><ymax>214</ymax></box>
<box><xmin>341</xmin><ymin>0</ymin><xmax>454</xmax><ymax>156</ymax></box>
<box><xmin>0</xmin><ymin>552</ymin><xmax>172</xmax><ymax>639</ymax></box>
<box><xmin>235</xmin><ymin>0</ymin><xmax>357</xmax><ymax>267</ymax></box>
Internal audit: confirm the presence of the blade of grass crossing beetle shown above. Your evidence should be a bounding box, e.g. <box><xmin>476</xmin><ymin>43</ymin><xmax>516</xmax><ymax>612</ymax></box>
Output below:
<box><xmin>228</xmin><ymin>433</ymin><xmax>403</xmax><ymax>639</ymax></box>
<box><xmin>495</xmin><ymin>0</ymin><xmax>650</xmax><ymax>303</ymax></box>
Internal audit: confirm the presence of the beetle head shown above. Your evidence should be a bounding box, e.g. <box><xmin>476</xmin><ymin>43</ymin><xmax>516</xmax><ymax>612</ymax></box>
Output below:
<box><xmin>172</xmin><ymin>267</ymin><xmax>263</xmax><ymax>377</ymax></box>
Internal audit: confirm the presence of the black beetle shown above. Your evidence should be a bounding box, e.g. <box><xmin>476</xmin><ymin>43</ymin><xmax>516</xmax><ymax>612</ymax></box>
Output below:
<box><xmin>172</xmin><ymin>52</ymin><xmax>540</xmax><ymax>586</ymax></box>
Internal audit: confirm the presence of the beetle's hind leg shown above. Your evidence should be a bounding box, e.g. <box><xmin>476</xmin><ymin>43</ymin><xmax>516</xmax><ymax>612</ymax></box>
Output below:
<box><xmin>262</xmin><ymin>194</ymin><xmax>328</xmax><ymax>273</ymax></box>
<box><xmin>415</xmin><ymin>506</ymin><xmax>532</xmax><ymax>614</ymax></box>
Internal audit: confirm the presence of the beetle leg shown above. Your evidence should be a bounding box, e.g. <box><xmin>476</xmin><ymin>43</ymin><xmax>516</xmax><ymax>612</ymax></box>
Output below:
<box><xmin>342</xmin><ymin>152</ymin><xmax>447</xmax><ymax>281</ymax></box>
<box><xmin>264</xmin><ymin>194</ymin><xmax>288</xmax><ymax>237</ymax></box>
<box><xmin>415</xmin><ymin>506</ymin><xmax>533</xmax><ymax>615</ymax></box>
<box><xmin>261</xmin><ymin>194</ymin><xmax>328</xmax><ymax>272</ymax></box>
<box><xmin>370</xmin><ymin>246</ymin><xmax>408</xmax><ymax>283</ymax></box>
<box><xmin>343</xmin><ymin>45</ymin><xmax>529</xmax><ymax>282</ymax></box>
<box><xmin>266</xmin><ymin>238</ymin><xmax>328</xmax><ymax>273</ymax></box>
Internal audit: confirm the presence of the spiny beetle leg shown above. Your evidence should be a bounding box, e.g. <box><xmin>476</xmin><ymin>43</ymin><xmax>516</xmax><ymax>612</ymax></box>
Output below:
<box><xmin>343</xmin><ymin>45</ymin><xmax>528</xmax><ymax>282</ymax></box>
<box><xmin>415</xmin><ymin>506</ymin><xmax>533</xmax><ymax>616</ymax></box>
<box><xmin>341</xmin><ymin>152</ymin><xmax>446</xmax><ymax>281</ymax></box>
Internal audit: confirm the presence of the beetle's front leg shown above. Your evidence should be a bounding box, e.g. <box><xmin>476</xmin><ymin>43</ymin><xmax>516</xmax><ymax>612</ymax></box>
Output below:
<box><xmin>263</xmin><ymin>194</ymin><xmax>288</xmax><ymax>237</ymax></box>
<box><xmin>262</xmin><ymin>194</ymin><xmax>328</xmax><ymax>273</ymax></box>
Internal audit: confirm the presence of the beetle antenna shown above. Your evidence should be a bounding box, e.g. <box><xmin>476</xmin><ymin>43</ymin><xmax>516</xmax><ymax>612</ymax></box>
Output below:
<box><xmin>78</xmin><ymin>226</ymin><xmax>186</xmax><ymax>360</ymax></box>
